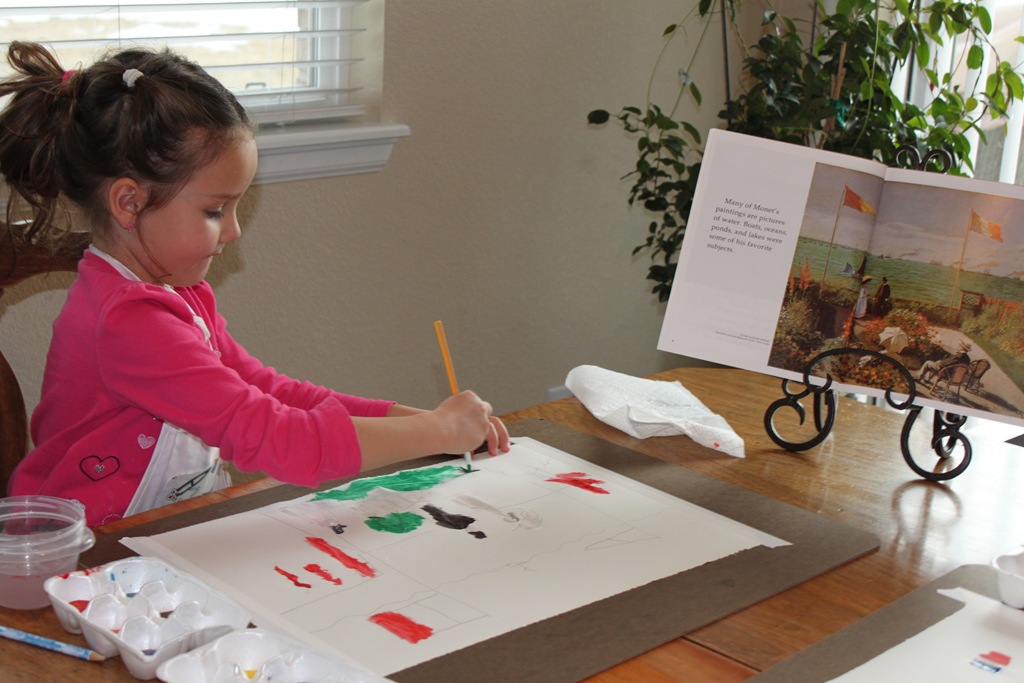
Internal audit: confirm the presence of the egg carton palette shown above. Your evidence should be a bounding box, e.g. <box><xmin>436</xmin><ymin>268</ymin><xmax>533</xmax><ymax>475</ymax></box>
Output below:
<box><xmin>44</xmin><ymin>556</ymin><xmax>251</xmax><ymax>679</ymax></box>
<box><xmin>157</xmin><ymin>628</ymin><xmax>395</xmax><ymax>683</ymax></box>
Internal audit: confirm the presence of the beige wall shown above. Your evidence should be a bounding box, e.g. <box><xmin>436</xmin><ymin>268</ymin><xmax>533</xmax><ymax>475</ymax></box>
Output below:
<box><xmin>1</xmin><ymin>0</ymin><xmax>738</xmax><ymax>427</ymax></box>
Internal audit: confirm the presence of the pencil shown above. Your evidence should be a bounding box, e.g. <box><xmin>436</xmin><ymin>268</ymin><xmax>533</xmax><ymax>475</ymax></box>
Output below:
<box><xmin>433</xmin><ymin>320</ymin><xmax>474</xmax><ymax>472</ymax></box>
<box><xmin>0</xmin><ymin>624</ymin><xmax>105</xmax><ymax>662</ymax></box>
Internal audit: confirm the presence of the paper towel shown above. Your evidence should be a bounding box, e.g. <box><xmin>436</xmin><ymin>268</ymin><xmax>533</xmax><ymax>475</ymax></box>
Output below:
<box><xmin>564</xmin><ymin>365</ymin><xmax>744</xmax><ymax>458</ymax></box>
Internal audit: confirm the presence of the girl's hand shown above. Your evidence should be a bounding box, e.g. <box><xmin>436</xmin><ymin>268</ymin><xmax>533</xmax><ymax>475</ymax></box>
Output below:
<box><xmin>358</xmin><ymin>394</ymin><xmax>512</xmax><ymax>471</ymax></box>
<box><xmin>482</xmin><ymin>414</ymin><xmax>511</xmax><ymax>456</ymax></box>
<box><xmin>434</xmin><ymin>391</ymin><xmax>509</xmax><ymax>455</ymax></box>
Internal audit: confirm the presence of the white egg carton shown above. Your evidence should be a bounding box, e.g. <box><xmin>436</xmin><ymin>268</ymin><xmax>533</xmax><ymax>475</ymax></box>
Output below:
<box><xmin>156</xmin><ymin>628</ymin><xmax>395</xmax><ymax>683</ymax></box>
<box><xmin>44</xmin><ymin>556</ymin><xmax>251</xmax><ymax>679</ymax></box>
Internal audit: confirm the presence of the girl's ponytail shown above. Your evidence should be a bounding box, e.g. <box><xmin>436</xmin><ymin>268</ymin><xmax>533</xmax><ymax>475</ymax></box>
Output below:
<box><xmin>0</xmin><ymin>42</ymin><xmax>79</xmax><ymax>244</ymax></box>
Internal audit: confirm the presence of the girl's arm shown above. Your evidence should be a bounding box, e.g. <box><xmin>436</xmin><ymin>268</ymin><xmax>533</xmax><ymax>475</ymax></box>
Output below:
<box><xmin>354</xmin><ymin>393</ymin><xmax>511</xmax><ymax>471</ymax></box>
<box><xmin>191</xmin><ymin>283</ymin><xmax>393</xmax><ymax>418</ymax></box>
<box><xmin>100</xmin><ymin>287</ymin><xmax>507</xmax><ymax>484</ymax></box>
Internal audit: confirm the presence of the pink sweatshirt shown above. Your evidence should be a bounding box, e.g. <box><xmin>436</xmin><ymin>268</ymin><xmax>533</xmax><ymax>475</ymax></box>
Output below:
<box><xmin>10</xmin><ymin>251</ymin><xmax>393</xmax><ymax>526</ymax></box>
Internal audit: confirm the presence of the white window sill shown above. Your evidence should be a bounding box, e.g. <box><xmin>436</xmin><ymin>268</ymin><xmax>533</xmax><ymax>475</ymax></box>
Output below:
<box><xmin>253</xmin><ymin>121</ymin><xmax>411</xmax><ymax>184</ymax></box>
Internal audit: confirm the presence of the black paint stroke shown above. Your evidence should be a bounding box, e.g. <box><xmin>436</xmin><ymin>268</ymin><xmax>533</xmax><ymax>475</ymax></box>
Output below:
<box><xmin>422</xmin><ymin>504</ymin><xmax>476</xmax><ymax>530</ymax></box>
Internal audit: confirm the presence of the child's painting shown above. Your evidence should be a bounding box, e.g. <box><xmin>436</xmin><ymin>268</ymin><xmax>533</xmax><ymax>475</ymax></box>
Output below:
<box><xmin>125</xmin><ymin>438</ymin><xmax>788</xmax><ymax>676</ymax></box>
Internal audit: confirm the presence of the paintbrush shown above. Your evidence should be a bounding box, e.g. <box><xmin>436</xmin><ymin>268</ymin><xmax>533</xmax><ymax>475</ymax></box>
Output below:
<box><xmin>433</xmin><ymin>320</ymin><xmax>474</xmax><ymax>472</ymax></box>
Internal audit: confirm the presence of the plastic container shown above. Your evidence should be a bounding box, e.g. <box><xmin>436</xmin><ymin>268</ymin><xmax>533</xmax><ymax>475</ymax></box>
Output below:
<box><xmin>0</xmin><ymin>495</ymin><xmax>95</xmax><ymax>609</ymax></box>
<box><xmin>45</xmin><ymin>556</ymin><xmax>251</xmax><ymax>679</ymax></box>
<box><xmin>156</xmin><ymin>628</ymin><xmax>395</xmax><ymax>683</ymax></box>
<box><xmin>993</xmin><ymin>547</ymin><xmax>1024</xmax><ymax>609</ymax></box>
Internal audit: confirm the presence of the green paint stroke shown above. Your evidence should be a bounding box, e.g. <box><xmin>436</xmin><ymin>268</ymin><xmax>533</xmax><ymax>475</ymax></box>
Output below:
<box><xmin>312</xmin><ymin>465</ymin><xmax>464</xmax><ymax>502</ymax></box>
<box><xmin>365</xmin><ymin>511</ymin><xmax>424</xmax><ymax>534</ymax></box>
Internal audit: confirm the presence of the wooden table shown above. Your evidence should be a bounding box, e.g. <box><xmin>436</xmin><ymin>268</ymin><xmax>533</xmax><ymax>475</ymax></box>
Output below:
<box><xmin>3</xmin><ymin>366</ymin><xmax>1022</xmax><ymax>682</ymax></box>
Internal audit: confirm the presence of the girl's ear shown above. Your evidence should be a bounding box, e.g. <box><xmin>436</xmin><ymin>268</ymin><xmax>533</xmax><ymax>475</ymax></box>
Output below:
<box><xmin>108</xmin><ymin>178</ymin><xmax>145</xmax><ymax>231</ymax></box>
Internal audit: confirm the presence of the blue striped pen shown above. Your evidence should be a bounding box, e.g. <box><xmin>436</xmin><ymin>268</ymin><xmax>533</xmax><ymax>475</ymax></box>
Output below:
<box><xmin>0</xmin><ymin>625</ymin><xmax>105</xmax><ymax>662</ymax></box>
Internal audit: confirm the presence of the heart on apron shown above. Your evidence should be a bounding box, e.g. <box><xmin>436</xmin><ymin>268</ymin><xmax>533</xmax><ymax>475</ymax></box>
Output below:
<box><xmin>138</xmin><ymin>434</ymin><xmax>156</xmax><ymax>449</ymax></box>
<box><xmin>80</xmin><ymin>455</ymin><xmax>120</xmax><ymax>481</ymax></box>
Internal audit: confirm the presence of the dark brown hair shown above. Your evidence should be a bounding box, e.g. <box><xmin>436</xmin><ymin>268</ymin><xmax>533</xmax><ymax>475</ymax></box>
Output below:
<box><xmin>0</xmin><ymin>41</ymin><xmax>253</xmax><ymax>245</ymax></box>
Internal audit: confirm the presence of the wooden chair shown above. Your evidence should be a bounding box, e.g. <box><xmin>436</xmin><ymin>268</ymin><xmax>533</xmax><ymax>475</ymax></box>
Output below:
<box><xmin>932</xmin><ymin>362</ymin><xmax>971</xmax><ymax>405</ymax></box>
<box><xmin>0</xmin><ymin>223</ymin><xmax>90</xmax><ymax>493</ymax></box>
<box><xmin>965</xmin><ymin>358</ymin><xmax>991</xmax><ymax>395</ymax></box>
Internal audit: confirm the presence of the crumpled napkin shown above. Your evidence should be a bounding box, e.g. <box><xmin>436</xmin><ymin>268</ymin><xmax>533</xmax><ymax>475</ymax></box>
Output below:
<box><xmin>564</xmin><ymin>365</ymin><xmax>744</xmax><ymax>458</ymax></box>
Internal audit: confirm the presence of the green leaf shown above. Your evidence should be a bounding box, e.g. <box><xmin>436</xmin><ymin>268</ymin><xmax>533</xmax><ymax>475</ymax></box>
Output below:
<box><xmin>967</xmin><ymin>44</ymin><xmax>984</xmax><ymax>70</ymax></box>
<box><xmin>986</xmin><ymin>71</ymin><xmax>1000</xmax><ymax>94</ymax></box>
<box><xmin>1005</xmin><ymin>69</ymin><xmax>1024</xmax><ymax>99</ymax></box>
<box><xmin>915</xmin><ymin>41</ymin><xmax>930</xmax><ymax>69</ymax></box>
<box><xmin>681</xmin><ymin>121</ymin><xmax>702</xmax><ymax>144</ymax></box>
<box><xmin>977</xmin><ymin>6</ymin><xmax>992</xmax><ymax>33</ymax></box>
<box><xmin>690</xmin><ymin>82</ymin><xmax>703</xmax><ymax>106</ymax></box>
<box><xmin>586</xmin><ymin>109</ymin><xmax>611</xmax><ymax>125</ymax></box>
<box><xmin>663</xmin><ymin>137</ymin><xmax>685</xmax><ymax>156</ymax></box>
<box><xmin>658</xmin><ymin>114</ymin><xmax>681</xmax><ymax>131</ymax></box>
<box><xmin>663</xmin><ymin>23</ymin><xmax>678</xmax><ymax>36</ymax></box>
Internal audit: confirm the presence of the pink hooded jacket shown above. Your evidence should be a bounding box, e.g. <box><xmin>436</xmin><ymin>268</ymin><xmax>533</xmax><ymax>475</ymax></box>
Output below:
<box><xmin>10</xmin><ymin>251</ymin><xmax>393</xmax><ymax>525</ymax></box>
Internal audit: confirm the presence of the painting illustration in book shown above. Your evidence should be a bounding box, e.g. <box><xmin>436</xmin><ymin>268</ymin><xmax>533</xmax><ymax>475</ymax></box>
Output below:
<box><xmin>659</xmin><ymin>129</ymin><xmax>1024</xmax><ymax>426</ymax></box>
<box><xmin>124</xmin><ymin>438</ymin><xmax>787</xmax><ymax>676</ymax></box>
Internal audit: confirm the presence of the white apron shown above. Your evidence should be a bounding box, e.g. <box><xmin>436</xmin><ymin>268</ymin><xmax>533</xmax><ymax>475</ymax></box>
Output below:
<box><xmin>124</xmin><ymin>422</ymin><xmax>230</xmax><ymax>516</ymax></box>
<box><xmin>90</xmin><ymin>246</ymin><xmax>233</xmax><ymax>517</ymax></box>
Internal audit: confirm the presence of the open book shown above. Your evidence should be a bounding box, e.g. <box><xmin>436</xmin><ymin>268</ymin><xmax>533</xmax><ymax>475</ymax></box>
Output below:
<box><xmin>658</xmin><ymin>129</ymin><xmax>1024</xmax><ymax>426</ymax></box>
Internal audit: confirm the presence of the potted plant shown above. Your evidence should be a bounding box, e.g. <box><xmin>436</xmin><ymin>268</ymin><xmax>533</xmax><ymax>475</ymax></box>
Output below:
<box><xmin>589</xmin><ymin>0</ymin><xmax>1024</xmax><ymax>302</ymax></box>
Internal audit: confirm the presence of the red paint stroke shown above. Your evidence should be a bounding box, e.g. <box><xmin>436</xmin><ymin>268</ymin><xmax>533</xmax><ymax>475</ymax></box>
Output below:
<box><xmin>70</xmin><ymin>599</ymin><xmax>90</xmax><ymax>613</ymax></box>
<box><xmin>274</xmin><ymin>565</ymin><xmax>312</xmax><ymax>588</ymax></box>
<box><xmin>981</xmin><ymin>651</ymin><xmax>1011</xmax><ymax>667</ymax></box>
<box><xmin>305</xmin><ymin>536</ymin><xmax>377</xmax><ymax>578</ymax></box>
<box><xmin>60</xmin><ymin>565</ymin><xmax>104</xmax><ymax>580</ymax></box>
<box><xmin>546</xmin><ymin>471</ymin><xmax>609</xmax><ymax>494</ymax></box>
<box><xmin>369</xmin><ymin>611</ymin><xmax>433</xmax><ymax>644</ymax></box>
<box><xmin>304</xmin><ymin>563</ymin><xmax>343</xmax><ymax>585</ymax></box>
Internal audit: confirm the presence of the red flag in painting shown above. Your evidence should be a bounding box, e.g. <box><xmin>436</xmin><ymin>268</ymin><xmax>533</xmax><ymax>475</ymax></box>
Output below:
<box><xmin>969</xmin><ymin>210</ymin><xmax>1003</xmax><ymax>241</ymax></box>
<box><xmin>842</xmin><ymin>186</ymin><xmax>877</xmax><ymax>216</ymax></box>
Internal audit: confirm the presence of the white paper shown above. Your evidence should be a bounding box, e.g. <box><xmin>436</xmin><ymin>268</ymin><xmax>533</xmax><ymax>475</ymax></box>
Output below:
<box><xmin>124</xmin><ymin>438</ymin><xmax>786</xmax><ymax>677</ymax></box>
<box><xmin>565</xmin><ymin>364</ymin><xmax>744</xmax><ymax>457</ymax></box>
<box><xmin>828</xmin><ymin>587</ymin><xmax>1024</xmax><ymax>681</ymax></box>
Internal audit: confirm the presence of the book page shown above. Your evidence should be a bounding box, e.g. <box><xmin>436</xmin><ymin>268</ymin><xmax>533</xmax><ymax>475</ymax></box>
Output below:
<box><xmin>659</xmin><ymin>129</ymin><xmax>885</xmax><ymax>372</ymax></box>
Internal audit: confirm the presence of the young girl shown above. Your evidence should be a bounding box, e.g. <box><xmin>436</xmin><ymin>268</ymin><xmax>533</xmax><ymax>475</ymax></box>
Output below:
<box><xmin>1</xmin><ymin>42</ymin><xmax>509</xmax><ymax>526</ymax></box>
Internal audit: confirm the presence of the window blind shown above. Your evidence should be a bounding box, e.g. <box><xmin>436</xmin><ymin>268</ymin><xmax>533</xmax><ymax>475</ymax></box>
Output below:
<box><xmin>0</xmin><ymin>0</ymin><xmax>367</xmax><ymax>126</ymax></box>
